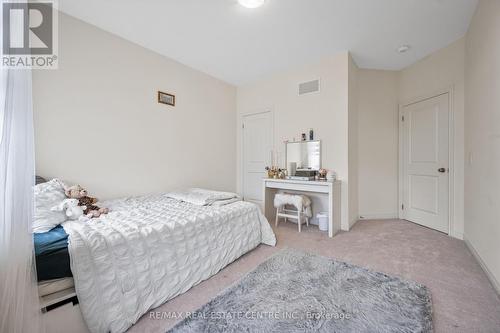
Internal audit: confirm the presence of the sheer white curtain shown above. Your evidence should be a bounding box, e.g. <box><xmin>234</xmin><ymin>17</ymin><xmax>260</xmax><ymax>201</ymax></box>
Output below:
<box><xmin>0</xmin><ymin>11</ymin><xmax>44</xmax><ymax>333</ymax></box>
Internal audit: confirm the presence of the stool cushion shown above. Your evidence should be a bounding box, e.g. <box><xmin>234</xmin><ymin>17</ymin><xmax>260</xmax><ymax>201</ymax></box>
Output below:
<box><xmin>273</xmin><ymin>193</ymin><xmax>312</xmax><ymax>217</ymax></box>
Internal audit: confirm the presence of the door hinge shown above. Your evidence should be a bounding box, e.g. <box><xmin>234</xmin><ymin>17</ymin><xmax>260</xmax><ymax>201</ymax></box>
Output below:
<box><xmin>402</xmin><ymin>115</ymin><xmax>405</xmax><ymax>122</ymax></box>
<box><xmin>402</xmin><ymin>204</ymin><xmax>404</xmax><ymax>210</ymax></box>
<box><xmin>242</xmin><ymin>123</ymin><xmax>245</xmax><ymax>129</ymax></box>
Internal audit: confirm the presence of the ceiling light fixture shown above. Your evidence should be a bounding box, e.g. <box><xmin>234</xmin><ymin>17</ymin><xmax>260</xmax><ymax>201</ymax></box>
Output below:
<box><xmin>238</xmin><ymin>0</ymin><xmax>265</xmax><ymax>9</ymax></box>
<box><xmin>397</xmin><ymin>45</ymin><xmax>411</xmax><ymax>53</ymax></box>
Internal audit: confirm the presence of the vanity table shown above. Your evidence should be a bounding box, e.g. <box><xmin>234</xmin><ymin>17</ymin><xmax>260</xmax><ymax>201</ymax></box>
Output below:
<box><xmin>263</xmin><ymin>139</ymin><xmax>341</xmax><ymax>237</ymax></box>
<box><xmin>263</xmin><ymin>178</ymin><xmax>341</xmax><ymax>237</ymax></box>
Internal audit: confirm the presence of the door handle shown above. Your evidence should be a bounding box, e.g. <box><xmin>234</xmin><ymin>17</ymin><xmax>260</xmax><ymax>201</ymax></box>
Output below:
<box><xmin>438</xmin><ymin>168</ymin><xmax>446</xmax><ymax>173</ymax></box>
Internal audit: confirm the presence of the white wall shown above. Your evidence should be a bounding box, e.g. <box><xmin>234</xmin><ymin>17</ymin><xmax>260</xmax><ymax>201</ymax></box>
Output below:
<box><xmin>33</xmin><ymin>13</ymin><xmax>237</xmax><ymax>199</ymax></box>
<box><xmin>357</xmin><ymin>69</ymin><xmax>399</xmax><ymax>219</ymax></box>
<box><xmin>236</xmin><ymin>53</ymin><xmax>352</xmax><ymax>230</ymax></box>
<box><xmin>464</xmin><ymin>0</ymin><xmax>500</xmax><ymax>292</ymax></box>
<box><xmin>398</xmin><ymin>38</ymin><xmax>466</xmax><ymax>239</ymax></box>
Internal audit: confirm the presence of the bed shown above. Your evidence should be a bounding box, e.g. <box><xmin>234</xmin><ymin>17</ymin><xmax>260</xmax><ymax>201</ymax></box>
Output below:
<box><xmin>36</xmin><ymin>187</ymin><xmax>276</xmax><ymax>333</ymax></box>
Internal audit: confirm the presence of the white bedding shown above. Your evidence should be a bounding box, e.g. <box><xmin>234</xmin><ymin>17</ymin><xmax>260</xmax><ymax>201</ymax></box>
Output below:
<box><xmin>166</xmin><ymin>188</ymin><xmax>239</xmax><ymax>206</ymax></box>
<box><xmin>62</xmin><ymin>193</ymin><xmax>276</xmax><ymax>333</ymax></box>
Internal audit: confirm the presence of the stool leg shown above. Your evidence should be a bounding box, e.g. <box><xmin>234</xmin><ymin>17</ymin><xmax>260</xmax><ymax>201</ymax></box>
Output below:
<box><xmin>306</xmin><ymin>216</ymin><xmax>309</xmax><ymax>227</ymax></box>
<box><xmin>297</xmin><ymin>210</ymin><xmax>301</xmax><ymax>232</ymax></box>
<box><xmin>275</xmin><ymin>208</ymin><xmax>279</xmax><ymax>227</ymax></box>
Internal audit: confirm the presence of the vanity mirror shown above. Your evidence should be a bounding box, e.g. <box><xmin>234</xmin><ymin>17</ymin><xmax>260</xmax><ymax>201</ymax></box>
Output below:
<box><xmin>285</xmin><ymin>140</ymin><xmax>321</xmax><ymax>173</ymax></box>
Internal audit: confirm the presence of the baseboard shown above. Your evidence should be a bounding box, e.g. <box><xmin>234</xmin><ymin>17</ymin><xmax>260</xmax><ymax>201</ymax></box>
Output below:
<box><xmin>464</xmin><ymin>236</ymin><xmax>500</xmax><ymax>296</ymax></box>
<box><xmin>358</xmin><ymin>213</ymin><xmax>398</xmax><ymax>220</ymax></box>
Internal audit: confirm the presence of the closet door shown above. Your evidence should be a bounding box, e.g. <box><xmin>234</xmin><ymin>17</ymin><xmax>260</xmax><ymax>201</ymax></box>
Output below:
<box><xmin>242</xmin><ymin>111</ymin><xmax>273</xmax><ymax>204</ymax></box>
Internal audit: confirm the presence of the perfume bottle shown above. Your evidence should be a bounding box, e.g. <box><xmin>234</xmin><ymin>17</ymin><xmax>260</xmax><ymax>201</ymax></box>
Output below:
<box><xmin>309</xmin><ymin>128</ymin><xmax>314</xmax><ymax>141</ymax></box>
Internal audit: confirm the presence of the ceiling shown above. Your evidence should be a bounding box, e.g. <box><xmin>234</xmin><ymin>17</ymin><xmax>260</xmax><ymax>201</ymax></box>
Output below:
<box><xmin>59</xmin><ymin>0</ymin><xmax>478</xmax><ymax>86</ymax></box>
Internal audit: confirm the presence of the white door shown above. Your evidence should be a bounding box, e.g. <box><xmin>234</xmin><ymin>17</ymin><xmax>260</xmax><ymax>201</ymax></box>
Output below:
<box><xmin>401</xmin><ymin>93</ymin><xmax>449</xmax><ymax>233</ymax></box>
<box><xmin>242</xmin><ymin>112</ymin><xmax>273</xmax><ymax>203</ymax></box>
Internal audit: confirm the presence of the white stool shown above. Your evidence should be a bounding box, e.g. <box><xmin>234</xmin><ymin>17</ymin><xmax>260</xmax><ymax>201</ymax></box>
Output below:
<box><xmin>273</xmin><ymin>193</ymin><xmax>311</xmax><ymax>232</ymax></box>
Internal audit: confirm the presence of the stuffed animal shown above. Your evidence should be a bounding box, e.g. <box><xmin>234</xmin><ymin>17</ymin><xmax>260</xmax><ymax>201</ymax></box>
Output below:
<box><xmin>52</xmin><ymin>198</ymin><xmax>87</xmax><ymax>221</ymax></box>
<box><xmin>64</xmin><ymin>184</ymin><xmax>109</xmax><ymax>218</ymax></box>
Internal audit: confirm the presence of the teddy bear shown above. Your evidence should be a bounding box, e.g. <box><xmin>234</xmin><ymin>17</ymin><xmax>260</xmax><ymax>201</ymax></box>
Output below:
<box><xmin>64</xmin><ymin>184</ymin><xmax>109</xmax><ymax>218</ymax></box>
<box><xmin>52</xmin><ymin>198</ymin><xmax>87</xmax><ymax>221</ymax></box>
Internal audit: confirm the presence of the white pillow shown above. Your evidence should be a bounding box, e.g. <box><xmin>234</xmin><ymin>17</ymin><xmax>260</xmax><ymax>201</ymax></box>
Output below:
<box><xmin>33</xmin><ymin>179</ymin><xmax>67</xmax><ymax>233</ymax></box>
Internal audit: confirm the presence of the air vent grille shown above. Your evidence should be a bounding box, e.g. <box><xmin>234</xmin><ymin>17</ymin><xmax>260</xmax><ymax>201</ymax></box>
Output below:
<box><xmin>298</xmin><ymin>79</ymin><xmax>320</xmax><ymax>95</ymax></box>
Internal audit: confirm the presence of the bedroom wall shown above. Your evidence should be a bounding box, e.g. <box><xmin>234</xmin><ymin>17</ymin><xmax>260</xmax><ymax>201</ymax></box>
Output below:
<box><xmin>236</xmin><ymin>53</ymin><xmax>352</xmax><ymax>230</ymax></box>
<box><xmin>33</xmin><ymin>12</ymin><xmax>237</xmax><ymax>199</ymax></box>
<box><xmin>398</xmin><ymin>37</ymin><xmax>466</xmax><ymax>239</ymax></box>
<box><xmin>356</xmin><ymin>69</ymin><xmax>399</xmax><ymax>220</ymax></box>
<box><xmin>464</xmin><ymin>0</ymin><xmax>500</xmax><ymax>293</ymax></box>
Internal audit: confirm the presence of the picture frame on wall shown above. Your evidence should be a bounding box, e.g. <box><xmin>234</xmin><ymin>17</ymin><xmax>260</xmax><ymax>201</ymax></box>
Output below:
<box><xmin>158</xmin><ymin>91</ymin><xmax>175</xmax><ymax>106</ymax></box>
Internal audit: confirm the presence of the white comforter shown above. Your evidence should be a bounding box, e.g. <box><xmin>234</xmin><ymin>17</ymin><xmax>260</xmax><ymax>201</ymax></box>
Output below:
<box><xmin>63</xmin><ymin>193</ymin><xmax>276</xmax><ymax>333</ymax></box>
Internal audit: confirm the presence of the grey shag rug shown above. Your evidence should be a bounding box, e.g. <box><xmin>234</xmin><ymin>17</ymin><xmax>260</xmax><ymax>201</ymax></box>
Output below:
<box><xmin>168</xmin><ymin>248</ymin><xmax>433</xmax><ymax>333</ymax></box>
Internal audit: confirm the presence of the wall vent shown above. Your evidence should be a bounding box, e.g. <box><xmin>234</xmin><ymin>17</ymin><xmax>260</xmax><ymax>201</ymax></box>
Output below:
<box><xmin>298</xmin><ymin>79</ymin><xmax>320</xmax><ymax>96</ymax></box>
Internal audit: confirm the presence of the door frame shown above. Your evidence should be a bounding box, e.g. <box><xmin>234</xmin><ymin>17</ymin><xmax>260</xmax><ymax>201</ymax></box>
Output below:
<box><xmin>240</xmin><ymin>108</ymin><xmax>274</xmax><ymax>203</ymax></box>
<box><xmin>398</xmin><ymin>86</ymin><xmax>455</xmax><ymax>236</ymax></box>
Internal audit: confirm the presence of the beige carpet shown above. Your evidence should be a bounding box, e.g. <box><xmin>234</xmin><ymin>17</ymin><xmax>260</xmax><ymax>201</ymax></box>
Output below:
<box><xmin>128</xmin><ymin>219</ymin><xmax>500</xmax><ymax>333</ymax></box>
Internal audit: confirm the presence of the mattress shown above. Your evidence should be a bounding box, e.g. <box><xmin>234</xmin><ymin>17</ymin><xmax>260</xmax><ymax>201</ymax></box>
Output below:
<box><xmin>34</xmin><ymin>225</ymin><xmax>72</xmax><ymax>281</ymax></box>
<box><xmin>38</xmin><ymin>277</ymin><xmax>75</xmax><ymax>297</ymax></box>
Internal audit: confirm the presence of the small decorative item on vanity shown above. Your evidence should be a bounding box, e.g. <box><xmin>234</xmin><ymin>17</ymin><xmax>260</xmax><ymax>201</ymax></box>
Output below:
<box><xmin>290</xmin><ymin>170</ymin><xmax>316</xmax><ymax>181</ymax></box>
<box><xmin>318</xmin><ymin>168</ymin><xmax>328</xmax><ymax>180</ymax></box>
<box><xmin>309</xmin><ymin>128</ymin><xmax>314</xmax><ymax>141</ymax></box>
<box><xmin>326</xmin><ymin>170</ymin><xmax>336</xmax><ymax>181</ymax></box>
<box><xmin>266</xmin><ymin>166</ymin><xmax>287</xmax><ymax>179</ymax></box>
<box><xmin>265</xmin><ymin>166</ymin><xmax>278</xmax><ymax>179</ymax></box>
<box><xmin>287</xmin><ymin>162</ymin><xmax>297</xmax><ymax>177</ymax></box>
<box><xmin>158</xmin><ymin>91</ymin><xmax>175</xmax><ymax>106</ymax></box>
<box><xmin>265</xmin><ymin>166</ymin><xmax>274</xmax><ymax>178</ymax></box>
<box><xmin>301</xmin><ymin>133</ymin><xmax>307</xmax><ymax>141</ymax></box>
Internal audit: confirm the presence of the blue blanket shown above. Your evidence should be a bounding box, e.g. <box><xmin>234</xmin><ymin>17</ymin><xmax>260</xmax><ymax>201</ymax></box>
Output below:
<box><xmin>34</xmin><ymin>225</ymin><xmax>72</xmax><ymax>281</ymax></box>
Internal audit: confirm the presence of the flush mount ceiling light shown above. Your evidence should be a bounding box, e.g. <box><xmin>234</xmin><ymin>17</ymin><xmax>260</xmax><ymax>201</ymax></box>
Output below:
<box><xmin>397</xmin><ymin>45</ymin><xmax>411</xmax><ymax>53</ymax></box>
<box><xmin>238</xmin><ymin>0</ymin><xmax>265</xmax><ymax>9</ymax></box>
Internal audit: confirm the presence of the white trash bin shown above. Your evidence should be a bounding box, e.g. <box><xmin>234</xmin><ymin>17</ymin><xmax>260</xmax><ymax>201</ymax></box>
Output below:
<box><xmin>317</xmin><ymin>212</ymin><xmax>328</xmax><ymax>232</ymax></box>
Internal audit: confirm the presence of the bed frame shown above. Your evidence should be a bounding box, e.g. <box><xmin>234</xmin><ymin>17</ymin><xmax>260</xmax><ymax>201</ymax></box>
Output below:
<box><xmin>41</xmin><ymin>288</ymin><xmax>89</xmax><ymax>333</ymax></box>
